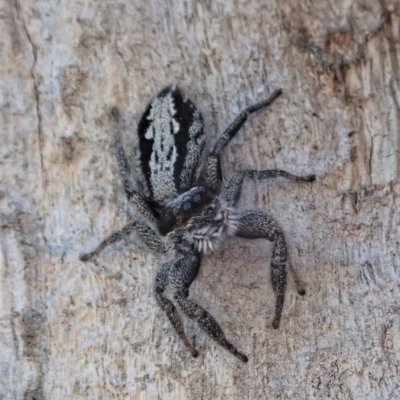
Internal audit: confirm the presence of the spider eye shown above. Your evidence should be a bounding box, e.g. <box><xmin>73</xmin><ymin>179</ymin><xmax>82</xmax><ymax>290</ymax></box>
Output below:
<box><xmin>193</xmin><ymin>193</ymin><xmax>202</xmax><ymax>203</ymax></box>
<box><xmin>182</xmin><ymin>201</ymin><xmax>192</xmax><ymax>212</ymax></box>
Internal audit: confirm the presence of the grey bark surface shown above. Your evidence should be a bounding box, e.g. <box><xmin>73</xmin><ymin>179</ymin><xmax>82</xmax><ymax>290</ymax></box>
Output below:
<box><xmin>1</xmin><ymin>0</ymin><xmax>399</xmax><ymax>398</ymax></box>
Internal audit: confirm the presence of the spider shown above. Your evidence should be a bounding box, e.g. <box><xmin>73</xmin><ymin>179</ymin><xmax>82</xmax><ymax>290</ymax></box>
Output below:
<box><xmin>80</xmin><ymin>86</ymin><xmax>315</xmax><ymax>362</ymax></box>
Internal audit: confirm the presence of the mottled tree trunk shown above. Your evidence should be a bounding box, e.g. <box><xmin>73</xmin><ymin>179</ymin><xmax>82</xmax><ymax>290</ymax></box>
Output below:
<box><xmin>1</xmin><ymin>0</ymin><xmax>399</xmax><ymax>398</ymax></box>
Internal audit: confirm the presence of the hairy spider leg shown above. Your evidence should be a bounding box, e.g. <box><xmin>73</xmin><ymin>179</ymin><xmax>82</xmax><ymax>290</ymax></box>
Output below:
<box><xmin>205</xmin><ymin>89</ymin><xmax>283</xmax><ymax>190</ymax></box>
<box><xmin>155</xmin><ymin>252</ymin><xmax>248</xmax><ymax>362</ymax></box>
<box><xmin>224</xmin><ymin>169</ymin><xmax>316</xmax><ymax>207</ymax></box>
<box><xmin>154</xmin><ymin>259</ymin><xmax>199</xmax><ymax>357</ymax></box>
<box><xmin>224</xmin><ymin>169</ymin><xmax>313</xmax><ymax>295</ymax></box>
<box><xmin>79</xmin><ymin>221</ymin><xmax>165</xmax><ymax>261</ymax></box>
<box><xmin>236</xmin><ymin>210</ymin><xmax>289</xmax><ymax>329</ymax></box>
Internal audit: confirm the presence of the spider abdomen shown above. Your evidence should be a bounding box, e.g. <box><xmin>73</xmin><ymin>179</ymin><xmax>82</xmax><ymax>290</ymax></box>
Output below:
<box><xmin>137</xmin><ymin>86</ymin><xmax>206</xmax><ymax>207</ymax></box>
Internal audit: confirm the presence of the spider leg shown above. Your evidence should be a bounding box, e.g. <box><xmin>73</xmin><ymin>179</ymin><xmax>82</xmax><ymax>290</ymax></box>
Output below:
<box><xmin>112</xmin><ymin>107</ymin><xmax>158</xmax><ymax>224</ymax></box>
<box><xmin>157</xmin><ymin>252</ymin><xmax>248</xmax><ymax>362</ymax></box>
<box><xmin>80</xmin><ymin>221</ymin><xmax>165</xmax><ymax>261</ymax></box>
<box><xmin>212</xmin><ymin>89</ymin><xmax>283</xmax><ymax>156</ymax></box>
<box><xmin>204</xmin><ymin>89</ymin><xmax>283</xmax><ymax>190</ymax></box>
<box><xmin>225</xmin><ymin>169</ymin><xmax>316</xmax><ymax>207</ymax></box>
<box><xmin>154</xmin><ymin>259</ymin><xmax>198</xmax><ymax>357</ymax></box>
<box><xmin>236</xmin><ymin>210</ymin><xmax>293</xmax><ymax>329</ymax></box>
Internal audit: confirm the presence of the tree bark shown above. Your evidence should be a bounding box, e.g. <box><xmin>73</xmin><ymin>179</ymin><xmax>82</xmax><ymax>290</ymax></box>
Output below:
<box><xmin>1</xmin><ymin>0</ymin><xmax>399</xmax><ymax>398</ymax></box>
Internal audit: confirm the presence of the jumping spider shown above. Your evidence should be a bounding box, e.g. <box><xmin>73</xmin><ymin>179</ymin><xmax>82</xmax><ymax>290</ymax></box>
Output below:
<box><xmin>80</xmin><ymin>86</ymin><xmax>315</xmax><ymax>362</ymax></box>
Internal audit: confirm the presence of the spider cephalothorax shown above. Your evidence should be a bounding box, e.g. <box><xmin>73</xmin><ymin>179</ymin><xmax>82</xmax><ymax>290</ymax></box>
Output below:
<box><xmin>80</xmin><ymin>86</ymin><xmax>315</xmax><ymax>362</ymax></box>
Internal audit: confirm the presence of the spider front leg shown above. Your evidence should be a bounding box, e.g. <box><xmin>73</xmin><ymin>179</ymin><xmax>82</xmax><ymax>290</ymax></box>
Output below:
<box><xmin>236</xmin><ymin>210</ymin><xmax>301</xmax><ymax>329</ymax></box>
<box><xmin>155</xmin><ymin>252</ymin><xmax>248</xmax><ymax>362</ymax></box>
<box><xmin>80</xmin><ymin>221</ymin><xmax>165</xmax><ymax>261</ymax></box>
<box><xmin>225</xmin><ymin>169</ymin><xmax>316</xmax><ymax>207</ymax></box>
<box><xmin>205</xmin><ymin>89</ymin><xmax>283</xmax><ymax>190</ymax></box>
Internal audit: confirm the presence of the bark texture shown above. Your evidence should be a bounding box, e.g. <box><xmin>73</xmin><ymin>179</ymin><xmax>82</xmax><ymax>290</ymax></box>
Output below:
<box><xmin>1</xmin><ymin>0</ymin><xmax>400</xmax><ymax>399</ymax></box>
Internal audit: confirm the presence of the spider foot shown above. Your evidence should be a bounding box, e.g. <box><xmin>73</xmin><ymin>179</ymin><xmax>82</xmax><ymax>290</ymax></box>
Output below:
<box><xmin>304</xmin><ymin>174</ymin><xmax>316</xmax><ymax>182</ymax></box>
<box><xmin>79</xmin><ymin>251</ymin><xmax>96</xmax><ymax>261</ymax></box>
<box><xmin>180</xmin><ymin>335</ymin><xmax>198</xmax><ymax>358</ymax></box>
<box><xmin>190</xmin><ymin>348</ymin><xmax>199</xmax><ymax>358</ymax></box>
<box><xmin>214</xmin><ymin>337</ymin><xmax>248</xmax><ymax>363</ymax></box>
<box><xmin>272</xmin><ymin>317</ymin><xmax>280</xmax><ymax>330</ymax></box>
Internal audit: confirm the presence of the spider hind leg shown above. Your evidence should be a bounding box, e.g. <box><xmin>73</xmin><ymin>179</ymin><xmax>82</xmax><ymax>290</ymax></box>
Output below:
<box><xmin>155</xmin><ymin>252</ymin><xmax>248</xmax><ymax>362</ymax></box>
